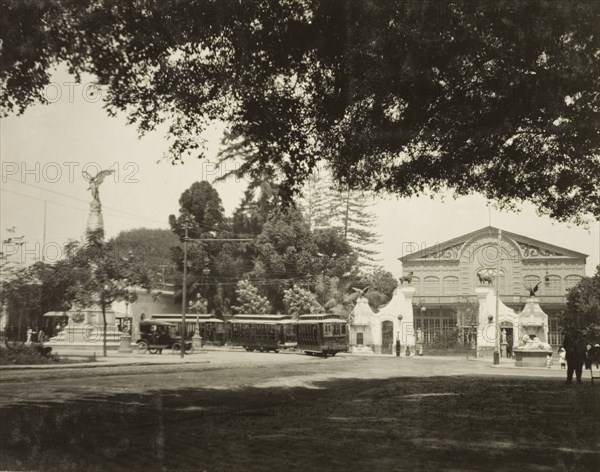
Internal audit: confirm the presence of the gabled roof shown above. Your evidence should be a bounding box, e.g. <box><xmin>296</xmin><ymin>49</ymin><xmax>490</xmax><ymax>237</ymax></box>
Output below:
<box><xmin>399</xmin><ymin>226</ymin><xmax>587</xmax><ymax>263</ymax></box>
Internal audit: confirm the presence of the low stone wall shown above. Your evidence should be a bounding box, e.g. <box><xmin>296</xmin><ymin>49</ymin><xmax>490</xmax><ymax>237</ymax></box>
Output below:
<box><xmin>514</xmin><ymin>350</ymin><xmax>551</xmax><ymax>367</ymax></box>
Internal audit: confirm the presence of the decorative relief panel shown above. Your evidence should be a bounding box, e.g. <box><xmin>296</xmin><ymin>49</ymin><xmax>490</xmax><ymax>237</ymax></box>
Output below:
<box><xmin>517</xmin><ymin>242</ymin><xmax>563</xmax><ymax>258</ymax></box>
<box><xmin>420</xmin><ymin>243</ymin><xmax>463</xmax><ymax>261</ymax></box>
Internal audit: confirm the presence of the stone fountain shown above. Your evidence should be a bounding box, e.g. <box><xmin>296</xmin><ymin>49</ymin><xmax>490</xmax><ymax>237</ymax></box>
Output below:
<box><xmin>513</xmin><ymin>297</ymin><xmax>552</xmax><ymax>367</ymax></box>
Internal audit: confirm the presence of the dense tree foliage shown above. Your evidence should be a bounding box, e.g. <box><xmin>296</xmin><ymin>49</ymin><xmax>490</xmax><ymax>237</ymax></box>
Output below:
<box><xmin>354</xmin><ymin>267</ymin><xmax>399</xmax><ymax>310</ymax></box>
<box><xmin>232</xmin><ymin>182</ymin><xmax>280</xmax><ymax>237</ymax></box>
<box><xmin>283</xmin><ymin>286</ymin><xmax>322</xmax><ymax>319</ymax></box>
<box><xmin>110</xmin><ymin>228</ymin><xmax>180</xmax><ymax>286</ymax></box>
<box><xmin>169</xmin><ymin>181</ymin><xmax>250</xmax><ymax>315</ymax></box>
<box><xmin>0</xmin><ymin>260</ymin><xmax>79</xmax><ymax>340</ymax></box>
<box><xmin>231</xmin><ymin>280</ymin><xmax>272</xmax><ymax>315</ymax></box>
<box><xmin>249</xmin><ymin>207</ymin><xmax>319</xmax><ymax>312</ymax></box>
<box><xmin>2</xmin><ymin>0</ymin><xmax>599</xmax><ymax>222</ymax></box>
<box><xmin>560</xmin><ymin>266</ymin><xmax>600</xmax><ymax>342</ymax></box>
<box><xmin>169</xmin><ymin>181</ymin><xmax>226</xmax><ymax>238</ymax></box>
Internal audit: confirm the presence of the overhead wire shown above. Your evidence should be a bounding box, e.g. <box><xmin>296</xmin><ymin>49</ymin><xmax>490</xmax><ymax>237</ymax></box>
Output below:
<box><xmin>2</xmin><ymin>175</ymin><xmax>170</xmax><ymax>227</ymax></box>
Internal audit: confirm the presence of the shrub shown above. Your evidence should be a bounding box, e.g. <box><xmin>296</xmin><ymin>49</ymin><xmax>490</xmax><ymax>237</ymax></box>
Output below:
<box><xmin>0</xmin><ymin>342</ymin><xmax>61</xmax><ymax>365</ymax></box>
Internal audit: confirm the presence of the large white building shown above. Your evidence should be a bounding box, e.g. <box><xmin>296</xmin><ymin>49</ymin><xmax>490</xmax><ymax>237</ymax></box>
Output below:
<box><xmin>398</xmin><ymin>226</ymin><xmax>587</xmax><ymax>352</ymax></box>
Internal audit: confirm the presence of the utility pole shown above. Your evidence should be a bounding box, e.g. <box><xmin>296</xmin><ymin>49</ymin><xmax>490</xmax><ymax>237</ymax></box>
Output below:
<box><xmin>42</xmin><ymin>200</ymin><xmax>47</xmax><ymax>262</ymax></box>
<box><xmin>494</xmin><ymin>229</ymin><xmax>502</xmax><ymax>365</ymax></box>
<box><xmin>181</xmin><ymin>222</ymin><xmax>191</xmax><ymax>359</ymax></box>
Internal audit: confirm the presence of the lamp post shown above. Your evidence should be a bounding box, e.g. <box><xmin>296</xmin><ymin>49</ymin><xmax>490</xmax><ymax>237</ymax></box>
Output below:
<box><xmin>180</xmin><ymin>219</ymin><xmax>194</xmax><ymax>359</ymax></box>
<box><xmin>118</xmin><ymin>300</ymin><xmax>132</xmax><ymax>353</ymax></box>
<box><xmin>192</xmin><ymin>293</ymin><xmax>203</xmax><ymax>350</ymax></box>
<box><xmin>493</xmin><ymin>229</ymin><xmax>502</xmax><ymax>365</ymax></box>
<box><xmin>396</xmin><ymin>314</ymin><xmax>403</xmax><ymax>357</ymax></box>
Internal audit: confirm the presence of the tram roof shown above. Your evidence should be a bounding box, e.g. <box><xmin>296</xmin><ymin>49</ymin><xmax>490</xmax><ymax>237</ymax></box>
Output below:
<box><xmin>297</xmin><ymin>314</ymin><xmax>347</xmax><ymax>324</ymax></box>
<box><xmin>232</xmin><ymin>314</ymin><xmax>293</xmax><ymax>320</ymax></box>
<box><xmin>298</xmin><ymin>313</ymin><xmax>345</xmax><ymax>320</ymax></box>
<box><xmin>139</xmin><ymin>320</ymin><xmax>176</xmax><ymax>327</ymax></box>
<box><xmin>230</xmin><ymin>314</ymin><xmax>295</xmax><ymax>324</ymax></box>
<box><xmin>149</xmin><ymin>314</ymin><xmax>224</xmax><ymax>323</ymax></box>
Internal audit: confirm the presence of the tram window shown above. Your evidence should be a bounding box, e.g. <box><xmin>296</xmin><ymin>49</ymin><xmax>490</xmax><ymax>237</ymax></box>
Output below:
<box><xmin>324</xmin><ymin>324</ymin><xmax>332</xmax><ymax>336</ymax></box>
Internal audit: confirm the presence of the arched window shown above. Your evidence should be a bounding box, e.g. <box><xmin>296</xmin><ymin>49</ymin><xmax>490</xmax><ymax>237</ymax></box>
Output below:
<box><xmin>544</xmin><ymin>275</ymin><xmax>562</xmax><ymax>295</ymax></box>
<box><xmin>423</xmin><ymin>276</ymin><xmax>439</xmax><ymax>295</ymax></box>
<box><xmin>442</xmin><ymin>276</ymin><xmax>459</xmax><ymax>295</ymax></box>
<box><xmin>564</xmin><ymin>275</ymin><xmax>583</xmax><ymax>291</ymax></box>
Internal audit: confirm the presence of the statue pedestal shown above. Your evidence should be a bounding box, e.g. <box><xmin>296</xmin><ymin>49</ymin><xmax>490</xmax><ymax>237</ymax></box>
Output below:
<box><xmin>87</xmin><ymin>201</ymin><xmax>104</xmax><ymax>233</ymax></box>
<box><xmin>501</xmin><ymin>342</ymin><xmax>508</xmax><ymax>358</ymax></box>
<box><xmin>48</xmin><ymin>322</ymin><xmax>120</xmax><ymax>354</ymax></box>
<box><xmin>192</xmin><ymin>333</ymin><xmax>203</xmax><ymax>350</ymax></box>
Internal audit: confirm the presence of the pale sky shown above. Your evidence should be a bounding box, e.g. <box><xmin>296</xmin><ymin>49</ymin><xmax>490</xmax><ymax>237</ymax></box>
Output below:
<box><xmin>1</xmin><ymin>70</ymin><xmax>599</xmax><ymax>276</ymax></box>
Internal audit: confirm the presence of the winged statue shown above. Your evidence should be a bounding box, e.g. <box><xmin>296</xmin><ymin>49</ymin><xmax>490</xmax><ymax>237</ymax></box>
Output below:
<box><xmin>524</xmin><ymin>281</ymin><xmax>541</xmax><ymax>297</ymax></box>
<box><xmin>83</xmin><ymin>169</ymin><xmax>115</xmax><ymax>204</ymax></box>
<box><xmin>351</xmin><ymin>286</ymin><xmax>370</xmax><ymax>298</ymax></box>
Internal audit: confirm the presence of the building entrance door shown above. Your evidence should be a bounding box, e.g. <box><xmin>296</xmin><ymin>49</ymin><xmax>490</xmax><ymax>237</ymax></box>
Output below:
<box><xmin>381</xmin><ymin>321</ymin><xmax>393</xmax><ymax>354</ymax></box>
<box><xmin>499</xmin><ymin>324</ymin><xmax>514</xmax><ymax>358</ymax></box>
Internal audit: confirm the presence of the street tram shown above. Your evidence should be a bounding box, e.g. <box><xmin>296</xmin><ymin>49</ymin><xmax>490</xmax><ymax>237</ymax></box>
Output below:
<box><xmin>229</xmin><ymin>314</ymin><xmax>297</xmax><ymax>352</ymax></box>
<box><xmin>149</xmin><ymin>313</ymin><xmax>225</xmax><ymax>346</ymax></box>
<box><xmin>296</xmin><ymin>313</ymin><xmax>348</xmax><ymax>357</ymax></box>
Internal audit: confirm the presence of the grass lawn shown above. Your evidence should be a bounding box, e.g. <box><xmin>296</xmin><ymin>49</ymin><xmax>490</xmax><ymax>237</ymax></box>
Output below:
<box><xmin>1</xmin><ymin>374</ymin><xmax>599</xmax><ymax>471</ymax></box>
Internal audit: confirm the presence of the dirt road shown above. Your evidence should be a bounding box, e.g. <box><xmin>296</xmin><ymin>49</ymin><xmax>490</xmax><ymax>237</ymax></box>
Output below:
<box><xmin>1</xmin><ymin>353</ymin><xmax>598</xmax><ymax>471</ymax></box>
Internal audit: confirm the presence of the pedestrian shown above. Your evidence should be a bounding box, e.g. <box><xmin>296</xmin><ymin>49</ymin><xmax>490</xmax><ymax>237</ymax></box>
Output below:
<box><xmin>562</xmin><ymin>333</ymin><xmax>586</xmax><ymax>384</ymax></box>
<box><xmin>558</xmin><ymin>347</ymin><xmax>566</xmax><ymax>370</ymax></box>
<box><xmin>37</xmin><ymin>329</ymin><xmax>45</xmax><ymax>344</ymax></box>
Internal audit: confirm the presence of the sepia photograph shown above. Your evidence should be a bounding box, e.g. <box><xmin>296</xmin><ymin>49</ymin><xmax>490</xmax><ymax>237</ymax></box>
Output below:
<box><xmin>1</xmin><ymin>1</ymin><xmax>599</xmax><ymax>471</ymax></box>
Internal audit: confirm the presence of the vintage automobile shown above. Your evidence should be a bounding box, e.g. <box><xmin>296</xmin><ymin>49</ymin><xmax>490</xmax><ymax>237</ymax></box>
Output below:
<box><xmin>135</xmin><ymin>320</ymin><xmax>193</xmax><ymax>354</ymax></box>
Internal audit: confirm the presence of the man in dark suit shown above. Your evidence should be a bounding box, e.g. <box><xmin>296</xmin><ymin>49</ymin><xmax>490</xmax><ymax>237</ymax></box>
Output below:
<box><xmin>562</xmin><ymin>333</ymin><xmax>586</xmax><ymax>384</ymax></box>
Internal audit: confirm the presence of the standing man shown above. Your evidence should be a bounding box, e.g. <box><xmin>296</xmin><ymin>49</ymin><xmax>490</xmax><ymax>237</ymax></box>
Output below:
<box><xmin>562</xmin><ymin>333</ymin><xmax>586</xmax><ymax>384</ymax></box>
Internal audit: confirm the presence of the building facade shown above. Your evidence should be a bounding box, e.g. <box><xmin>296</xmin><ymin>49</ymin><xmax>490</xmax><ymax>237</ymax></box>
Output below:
<box><xmin>399</xmin><ymin>226</ymin><xmax>587</xmax><ymax>350</ymax></box>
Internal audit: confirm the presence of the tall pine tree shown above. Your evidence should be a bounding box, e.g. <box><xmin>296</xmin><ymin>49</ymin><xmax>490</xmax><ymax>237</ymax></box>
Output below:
<box><xmin>303</xmin><ymin>170</ymin><xmax>380</xmax><ymax>267</ymax></box>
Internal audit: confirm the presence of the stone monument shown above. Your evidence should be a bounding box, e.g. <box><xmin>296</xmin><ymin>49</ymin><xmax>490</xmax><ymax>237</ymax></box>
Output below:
<box><xmin>349</xmin><ymin>293</ymin><xmax>376</xmax><ymax>354</ymax></box>
<box><xmin>47</xmin><ymin>308</ymin><xmax>121</xmax><ymax>354</ymax></box>
<box><xmin>513</xmin><ymin>297</ymin><xmax>552</xmax><ymax>367</ymax></box>
<box><xmin>84</xmin><ymin>169</ymin><xmax>114</xmax><ymax>233</ymax></box>
<box><xmin>47</xmin><ymin>169</ymin><xmax>123</xmax><ymax>355</ymax></box>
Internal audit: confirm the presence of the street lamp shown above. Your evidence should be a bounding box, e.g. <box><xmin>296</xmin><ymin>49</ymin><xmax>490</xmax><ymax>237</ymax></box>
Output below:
<box><xmin>396</xmin><ymin>314</ymin><xmax>403</xmax><ymax>357</ymax></box>
<box><xmin>118</xmin><ymin>299</ymin><xmax>133</xmax><ymax>354</ymax></box>
<box><xmin>192</xmin><ymin>293</ymin><xmax>204</xmax><ymax>350</ymax></box>
<box><xmin>493</xmin><ymin>229</ymin><xmax>502</xmax><ymax>365</ymax></box>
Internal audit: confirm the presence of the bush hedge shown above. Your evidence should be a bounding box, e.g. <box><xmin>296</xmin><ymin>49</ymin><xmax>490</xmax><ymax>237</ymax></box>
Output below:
<box><xmin>0</xmin><ymin>342</ymin><xmax>61</xmax><ymax>365</ymax></box>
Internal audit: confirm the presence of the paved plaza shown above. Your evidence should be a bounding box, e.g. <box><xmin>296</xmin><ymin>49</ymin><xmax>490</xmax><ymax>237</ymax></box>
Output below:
<box><xmin>1</xmin><ymin>351</ymin><xmax>598</xmax><ymax>472</ymax></box>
